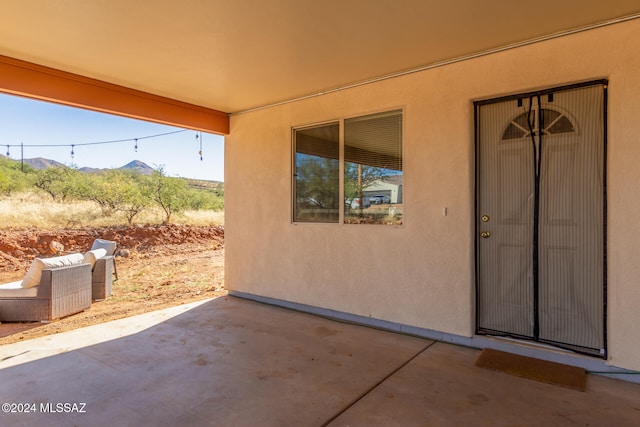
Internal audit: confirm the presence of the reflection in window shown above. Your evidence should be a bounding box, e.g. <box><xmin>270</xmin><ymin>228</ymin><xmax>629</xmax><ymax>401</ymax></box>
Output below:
<box><xmin>292</xmin><ymin>110</ymin><xmax>403</xmax><ymax>225</ymax></box>
<box><xmin>344</xmin><ymin>110</ymin><xmax>403</xmax><ymax>225</ymax></box>
<box><xmin>293</xmin><ymin>123</ymin><xmax>339</xmax><ymax>222</ymax></box>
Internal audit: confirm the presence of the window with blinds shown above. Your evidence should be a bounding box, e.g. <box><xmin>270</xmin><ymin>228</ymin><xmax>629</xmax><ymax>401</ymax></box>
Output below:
<box><xmin>293</xmin><ymin>122</ymin><xmax>340</xmax><ymax>223</ymax></box>
<box><xmin>344</xmin><ymin>110</ymin><xmax>403</xmax><ymax>224</ymax></box>
<box><xmin>292</xmin><ymin>110</ymin><xmax>403</xmax><ymax>225</ymax></box>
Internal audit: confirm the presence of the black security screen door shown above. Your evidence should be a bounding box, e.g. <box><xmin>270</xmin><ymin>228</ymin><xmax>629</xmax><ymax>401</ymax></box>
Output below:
<box><xmin>475</xmin><ymin>81</ymin><xmax>607</xmax><ymax>358</ymax></box>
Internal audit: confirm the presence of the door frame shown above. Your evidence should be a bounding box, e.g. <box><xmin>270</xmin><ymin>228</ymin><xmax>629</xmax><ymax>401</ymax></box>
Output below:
<box><xmin>473</xmin><ymin>79</ymin><xmax>608</xmax><ymax>358</ymax></box>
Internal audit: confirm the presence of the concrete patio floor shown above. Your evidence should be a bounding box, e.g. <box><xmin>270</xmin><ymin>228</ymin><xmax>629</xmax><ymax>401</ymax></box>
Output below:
<box><xmin>0</xmin><ymin>296</ymin><xmax>639</xmax><ymax>426</ymax></box>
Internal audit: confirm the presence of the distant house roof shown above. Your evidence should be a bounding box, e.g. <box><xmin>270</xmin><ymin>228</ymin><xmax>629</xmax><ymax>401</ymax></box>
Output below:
<box><xmin>383</xmin><ymin>175</ymin><xmax>403</xmax><ymax>187</ymax></box>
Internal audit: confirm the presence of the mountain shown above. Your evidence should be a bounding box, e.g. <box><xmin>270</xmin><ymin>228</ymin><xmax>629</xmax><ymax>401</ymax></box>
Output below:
<box><xmin>22</xmin><ymin>157</ymin><xmax>155</xmax><ymax>175</ymax></box>
<box><xmin>8</xmin><ymin>156</ymin><xmax>222</xmax><ymax>187</ymax></box>
<box><xmin>118</xmin><ymin>160</ymin><xmax>155</xmax><ymax>175</ymax></box>
<box><xmin>23</xmin><ymin>157</ymin><xmax>66</xmax><ymax>169</ymax></box>
<box><xmin>78</xmin><ymin>166</ymin><xmax>102</xmax><ymax>173</ymax></box>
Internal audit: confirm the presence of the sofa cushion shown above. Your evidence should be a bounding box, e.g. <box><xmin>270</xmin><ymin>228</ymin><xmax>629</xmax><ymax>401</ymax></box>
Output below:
<box><xmin>20</xmin><ymin>253</ymin><xmax>85</xmax><ymax>288</ymax></box>
<box><xmin>83</xmin><ymin>248</ymin><xmax>107</xmax><ymax>268</ymax></box>
<box><xmin>0</xmin><ymin>280</ymin><xmax>38</xmax><ymax>297</ymax></box>
<box><xmin>91</xmin><ymin>239</ymin><xmax>117</xmax><ymax>256</ymax></box>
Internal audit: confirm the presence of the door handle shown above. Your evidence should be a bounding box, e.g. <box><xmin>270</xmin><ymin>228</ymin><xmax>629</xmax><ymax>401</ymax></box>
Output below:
<box><xmin>480</xmin><ymin>231</ymin><xmax>491</xmax><ymax>239</ymax></box>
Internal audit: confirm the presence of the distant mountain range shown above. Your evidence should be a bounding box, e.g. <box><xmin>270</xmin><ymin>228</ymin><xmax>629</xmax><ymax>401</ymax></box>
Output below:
<box><xmin>22</xmin><ymin>157</ymin><xmax>156</xmax><ymax>175</ymax></box>
<box><xmin>20</xmin><ymin>157</ymin><xmax>65</xmax><ymax>170</ymax></box>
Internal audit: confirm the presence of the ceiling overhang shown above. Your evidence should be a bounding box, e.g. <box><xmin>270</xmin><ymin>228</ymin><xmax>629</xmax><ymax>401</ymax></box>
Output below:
<box><xmin>1</xmin><ymin>1</ymin><xmax>639</xmax><ymax>132</ymax></box>
<box><xmin>0</xmin><ymin>54</ymin><xmax>229</xmax><ymax>134</ymax></box>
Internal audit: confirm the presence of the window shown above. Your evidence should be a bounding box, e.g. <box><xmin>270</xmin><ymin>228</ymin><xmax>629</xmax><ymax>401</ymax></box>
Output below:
<box><xmin>502</xmin><ymin>108</ymin><xmax>575</xmax><ymax>140</ymax></box>
<box><xmin>293</xmin><ymin>122</ymin><xmax>340</xmax><ymax>222</ymax></box>
<box><xmin>293</xmin><ymin>110</ymin><xmax>403</xmax><ymax>225</ymax></box>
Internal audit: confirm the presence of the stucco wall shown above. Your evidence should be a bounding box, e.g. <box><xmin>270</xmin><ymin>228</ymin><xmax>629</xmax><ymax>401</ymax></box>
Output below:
<box><xmin>225</xmin><ymin>19</ymin><xmax>640</xmax><ymax>371</ymax></box>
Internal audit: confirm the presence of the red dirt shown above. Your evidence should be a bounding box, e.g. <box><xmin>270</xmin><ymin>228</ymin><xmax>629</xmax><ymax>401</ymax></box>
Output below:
<box><xmin>0</xmin><ymin>224</ymin><xmax>226</xmax><ymax>344</ymax></box>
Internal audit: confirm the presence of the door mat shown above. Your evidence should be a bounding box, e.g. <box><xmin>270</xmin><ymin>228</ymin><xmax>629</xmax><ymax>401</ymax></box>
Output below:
<box><xmin>475</xmin><ymin>348</ymin><xmax>586</xmax><ymax>392</ymax></box>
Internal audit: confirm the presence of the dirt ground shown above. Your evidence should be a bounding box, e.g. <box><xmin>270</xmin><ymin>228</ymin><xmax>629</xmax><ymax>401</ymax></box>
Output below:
<box><xmin>0</xmin><ymin>224</ymin><xmax>226</xmax><ymax>345</ymax></box>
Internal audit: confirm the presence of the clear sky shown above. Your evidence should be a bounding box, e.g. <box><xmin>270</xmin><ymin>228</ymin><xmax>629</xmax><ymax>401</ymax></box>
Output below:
<box><xmin>0</xmin><ymin>94</ymin><xmax>225</xmax><ymax>181</ymax></box>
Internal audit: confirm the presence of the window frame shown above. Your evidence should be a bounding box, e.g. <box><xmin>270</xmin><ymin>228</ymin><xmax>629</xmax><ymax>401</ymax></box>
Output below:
<box><xmin>292</xmin><ymin>108</ymin><xmax>404</xmax><ymax>226</ymax></box>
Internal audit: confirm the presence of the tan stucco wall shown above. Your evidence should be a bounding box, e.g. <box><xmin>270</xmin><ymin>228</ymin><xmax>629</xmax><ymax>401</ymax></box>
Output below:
<box><xmin>225</xmin><ymin>19</ymin><xmax>640</xmax><ymax>371</ymax></box>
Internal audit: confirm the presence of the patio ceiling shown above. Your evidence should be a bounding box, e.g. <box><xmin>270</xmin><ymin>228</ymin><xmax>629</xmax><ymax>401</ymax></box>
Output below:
<box><xmin>1</xmin><ymin>0</ymin><xmax>639</xmax><ymax>133</ymax></box>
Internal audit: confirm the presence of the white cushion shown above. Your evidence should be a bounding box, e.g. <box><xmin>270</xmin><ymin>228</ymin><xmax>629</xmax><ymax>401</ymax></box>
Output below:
<box><xmin>41</xmin><ymin>253</ymin><xmax>85</xmax><ymax>268</ymax></box>
<box><xmin>83</xmin><ymin>248</ymin><xmax>108</xmax><ymax>268</ymax></box>
<box><xmin>0</xmin><ymin>280</ymin><xmax>38</xmax><ymax>297</ymax></box>
<box><xmin>20</xmin><ymin>253</ymin><xmax>85</xmax><ymax>288</ymax></box>
<box><xmin>20</xmin><ymin>259</ymin><xmax>45</xmax><ymax>288</ymax></box>
<box><xmin>91</xmin><ymin>239</ymin><xmax>117</xmax><ymax>256</ymax></box>
<box><xmin>0</xmin><ymin>280</ymin><xmax>22</xmax><ymax>288</ymax></box>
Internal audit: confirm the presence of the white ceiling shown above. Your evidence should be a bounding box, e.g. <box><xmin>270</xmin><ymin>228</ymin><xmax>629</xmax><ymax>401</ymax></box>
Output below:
<box><xmin>1</xmin><ymin>0</ymin><xmax>639</xmax><ymax>114</ymax></box>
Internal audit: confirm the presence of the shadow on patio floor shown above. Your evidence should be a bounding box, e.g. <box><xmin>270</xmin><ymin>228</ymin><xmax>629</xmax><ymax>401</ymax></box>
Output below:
<box><xmin>0</xmin><ymin>296</ymin><xmax>639</xmax><ymax>426</ymax></box>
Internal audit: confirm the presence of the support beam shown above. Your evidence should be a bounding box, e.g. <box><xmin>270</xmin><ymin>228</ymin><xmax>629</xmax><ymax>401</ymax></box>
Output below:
<box><xmin>0</xmin><ymin>55</ymin><xmax>229</xmax><ymax>135</ymax></box>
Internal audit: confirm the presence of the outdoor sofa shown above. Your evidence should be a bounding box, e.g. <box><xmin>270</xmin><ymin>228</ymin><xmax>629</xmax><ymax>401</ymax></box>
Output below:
<box><xmin>0</xmin><ymin>253</ymin><xmax>92</xmax><ymax>322</ymax></box>
<box><xmin>0</xmin><ymin>239</ymin><xmax>118</xmax><ymax>321</ymax></box>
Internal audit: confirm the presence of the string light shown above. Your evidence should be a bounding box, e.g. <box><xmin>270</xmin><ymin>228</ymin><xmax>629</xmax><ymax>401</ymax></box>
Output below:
<box><xmin>5</xmin><ymin>129</ymin><xmax>188</xmax><ymax>150</ymax></box>
<box><xmin>196</xmin><ymin>132</ymin><xmax>203</xmax><ymax>161</ymax></box>
<box><xmin>4</xmin><ymin>129</ymin><xmax>213</xmax><ymax>164</ymax></box>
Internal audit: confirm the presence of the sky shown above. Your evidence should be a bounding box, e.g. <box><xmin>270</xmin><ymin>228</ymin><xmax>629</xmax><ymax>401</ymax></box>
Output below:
<box><xmin>0</xmin><ymin>94</ymin><xmax>225</xmax><ymax>181</ymax></box>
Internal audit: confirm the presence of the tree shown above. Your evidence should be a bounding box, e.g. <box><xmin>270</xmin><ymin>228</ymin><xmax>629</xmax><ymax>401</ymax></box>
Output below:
<box><xmin>182</xmin><ymin>187</ymin><xmax>220</xmax><ymax>211</ymax></box>
<box><xmin>34</xmin><ymin>166</ymin><xmax>80</xmax><ymax>200</ymax></box>
<box><xmin>77</xmin><ymin>170</ymin><xmax>150</xmax><ymax>222</ymax></box>
<box><xmin>142</xmin><ymin>167</ymin><xmax>190</xmax><ymax>223</ymax></box>
<box><xmin>75</xmin><ymin>171</ymin><xmax>119</xmax><ymax>216</ymax></box>
<box><xmin>119</xmin><ymin>181</ymin><xmax>149</xmax><ymax>225</ymax></box>
<box><xmin>0</xmin><ymin>157</ymin><xmax>33</xmax><ymax>194</ymax></box>
<box><xmin>295</xmin><ymin>155</ymin><xmax>339</xmax><ymax>210</ymax></box>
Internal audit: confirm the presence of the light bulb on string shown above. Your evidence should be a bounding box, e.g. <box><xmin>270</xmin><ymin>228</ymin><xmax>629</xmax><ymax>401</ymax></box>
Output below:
<box><xmin>71</xmin><ymin>145</ymin><xmax>75</xmax><ymax>159</ymax></box>
<box><xmin>134</xmin><ymin>138</ymin><xmax>138</xmax><ymax>152</ymax></box>
<box><xmin>6</xmin><ymin>145</ymin><xmax>9</xmax><ymax>157</ymax></box>
<box><xmin>197</xmin><ymin>132</ymin><xmax>203</xmax><ymax>161</ymax></box>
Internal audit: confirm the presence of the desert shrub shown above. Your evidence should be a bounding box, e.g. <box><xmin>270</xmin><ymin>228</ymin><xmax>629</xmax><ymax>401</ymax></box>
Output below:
<box><xmin>141</xmin><ymin>167</ymin><xmax>191</xmax><ymax>223</ymax></box>
<box><xmin>34</xmin><ymin>166</ymin><xmax>81</xmax><ymax>200</ymax></box>
<box><xmin>0</xmin><ymin>160</ymin><xmax>224</xmax><ymax>227</ymax></box>
<box><xmin>0</xmin><ymin>157</ymin><xmax>33</xmax><ymax>194</ymax></box>
<box><xmin>74</xmin><ymin>170</ymin><xmax>150</xmax><ymax>223</ymax></box>
<box><xmin>183</xmin><ymin>187</ymin><xmax>224</xmax><ymax>211</ymax></box>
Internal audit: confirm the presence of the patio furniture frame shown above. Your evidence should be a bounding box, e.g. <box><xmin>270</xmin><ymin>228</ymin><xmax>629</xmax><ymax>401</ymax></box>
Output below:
<box><xmin>0</xmin><ymin>263</ymin><xmax>92</xmax><ymax>322</ymax></box>
<box><xmin>92</xmin><ymin>256</ymin><xmax>114</xmax><ymax>301</ymax></box>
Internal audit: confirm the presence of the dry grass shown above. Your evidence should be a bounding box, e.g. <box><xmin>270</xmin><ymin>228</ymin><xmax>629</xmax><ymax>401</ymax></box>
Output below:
<box><xmin>0</xmin><ymin>192</ymin><xmax>224</xmax><ymax>229</ymax></box>
<box><xmin>179</xmin><ymin>210</ymin><xmax>225</xmax><ymax>226</ymax></box>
